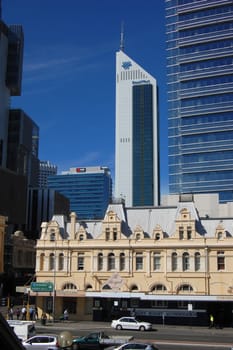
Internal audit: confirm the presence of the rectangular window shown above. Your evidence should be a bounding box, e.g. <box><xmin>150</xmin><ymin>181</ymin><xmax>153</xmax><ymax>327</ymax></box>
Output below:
<box><xmin>78</xmin><ymin>253</ymin><xmax>84</xmax><ymax>270</ymax></box>
<box><xmin>106</xmin><ymin>228</ymin><xmax>110</xmax><ymax>241</ymax></box>
<box><xmin>136</xmin><ymin>253</ymin><xmax>143</xmax><ymax>270</ymax></box>
<box><xmin>187</xmin><ymin>226</ymin><xmax>192</xmax><ymax>240</ymax></box>
<box><xmin>179</xmin><ymin>227</ymin><xmax>184</xmax><ymax>240</ymax></box>
<box><xmin>217</xmin><ymin>251</ymin><xmax>225</xmax><ymax>270</ymax></box>
<box><xmin>113</xmin><ymin>228</ymin><xmax>117</xmax><ymax>240</ymax></box>
<box><xmin>153</xmin><ymin>253</ymin><xmax>161</xmax><ymax>271</ymax></box>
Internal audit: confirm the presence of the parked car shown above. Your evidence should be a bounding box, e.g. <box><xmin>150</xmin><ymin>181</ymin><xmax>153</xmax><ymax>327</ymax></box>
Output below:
<box><xmin>111</xmin><ymin>317</ymin><xmax>152</xmax><ymax>331</ymax></box>
<box><xmin>22</xmin><ymin>334</ymin><xmax>59</xmax><ymax>350</ymax></box>
<box><xmin>105</xmin><ymin>343</ymin><xmax>158</xmax><ymax>350</ymax></box>
<box><xmin>72</xmin><ymin>332</ymin><xmax>133</xmax><ymax>350</ymax></box>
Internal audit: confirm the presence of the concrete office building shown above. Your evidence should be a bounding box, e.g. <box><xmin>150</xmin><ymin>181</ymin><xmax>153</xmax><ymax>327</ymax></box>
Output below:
<box><xmin>48</xmin><ymin>166</ymin><xmax>112</xmax><ymax>220</ymax></box>
<box><xmin>115</xmin><ymin>45</ymin><xmax>159</xmax><ymax>207</ymax></box>
<box><xmin>165</xmin><ymin>0</ymin><xmax>233</xmax><ymax>202</ymax></box>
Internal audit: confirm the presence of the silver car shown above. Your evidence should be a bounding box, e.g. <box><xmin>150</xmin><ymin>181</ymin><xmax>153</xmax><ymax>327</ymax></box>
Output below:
<box><xmin>22</xmin><ymin>335</ymin><xmax>59</xmax><ymax>350</ymax></box>
<box><xmin>111</xmin><ymin>317</ymin><xmax>152</xmax><ymax>331</ymax></box>
<box><xmin>105</xmin><ymin>343</ymin><xmax>158</xmax><ymax>350</ymax></box>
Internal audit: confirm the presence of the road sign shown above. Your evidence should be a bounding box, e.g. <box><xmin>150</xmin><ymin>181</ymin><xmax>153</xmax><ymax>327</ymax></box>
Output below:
<box><xmin>30</xmin><ymin>282</ymin><xmax>53</xmax><ymax>292</ymax></box>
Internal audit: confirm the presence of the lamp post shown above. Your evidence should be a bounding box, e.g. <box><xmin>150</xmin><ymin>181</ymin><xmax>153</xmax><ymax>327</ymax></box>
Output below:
<box><xmin>52</xmin><ymin>240</ymin><xmax>56</xmax><ymax>322</ymax></box>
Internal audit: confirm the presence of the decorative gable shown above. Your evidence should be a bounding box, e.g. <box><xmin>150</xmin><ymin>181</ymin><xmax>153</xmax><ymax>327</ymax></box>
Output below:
<box><xmin>215</xmin><ymin>222</ymin><xmax>226</xmax><ymax>240</ymax></box>
<box><xmin>75</xmin><ymin>225</ymin><xmax>87</xmax><ymax>241</ymax></box>
<box><xmin>40</xmin><ymin>220</ymin><xmax>61</xmax><ymax>240</ymax></box>
<box><xmin>153</xmin><ymin>224</ymin><xmax>163</xmax><ymax>241</ymax></box>
<box><xmin>100</xmin><ymin>210</ymin><xmax>123</xmax><ymax>241</ymax></box>
<box><xmin>174</xmin><ymin>208</ymin><xmax>197</xmax><ymax>240</ymax></box>
<box><xmin>132</xmin><ymin>225</ymin><xmax>144</xmax><ymax>241</ymax></box>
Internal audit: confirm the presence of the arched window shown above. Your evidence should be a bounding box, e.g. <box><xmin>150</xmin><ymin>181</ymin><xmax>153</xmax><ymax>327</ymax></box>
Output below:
<box><xmin>151</xmin><ymin>284</ymin><xmax>167</xmax><ymax>293</ymax></box>
<box><xmin>120</xmin><ymin>253</ymin><xmax>125</xmax><ymax>271</ymax></box>
<box><xmin>177</xmin><ymin>284</ymin><xmax>193</xmax><ymax>293</ymax></box>
<box><xmin>182</xmin><ymin>252</ymin><xmax>190</xmax><ymax>271</ymax></box>
<box><xmin>49</xmin><ymin>253</ymin><xmax>55</xmax><ymax>270</ymax></box>
<box><xmin>85</xmin><ymin>284</ymin><xmax>93</xmax><ymax>291</ymax></box>
<box><xmin>195</xmin><ymin>252</ymin><xmax>201</xmax><ymax>271</ymax></box>
<box><xmin>63</xmin><ymin>283</ymin><xmax>77</xmax><ymax>290</ymax></box>
<box><xmin>172</xmin><ymin>252</ymin><xmax>178</xmax><ymax>271</ymax></box>
<box><xmin>130</xmin><ymin>284</ymin><xmax>139</xmax><ymax>291</ymax></box>
<box><xmin>58</xmin><ymin>253</ymin><xmax>64</xmax><ymax>271</ymax></box>
<box><xmin>108</xmin><ymin>253</ymin><xmax>115</xmax><ymax>271</ymax></box>
<box><xmin>97</xmin><ymin>253</ymin><xmax>103</xmax><ymax>271</ymax></box>
<box><xmin>103</xmin><ymin>284</ymin><xmax>111</xmax><ymax>290</ymax></box>
<box><xmin>40</xmin><ymin>253</ymin><xmax>45</xmax><ymax>271</ymax></box>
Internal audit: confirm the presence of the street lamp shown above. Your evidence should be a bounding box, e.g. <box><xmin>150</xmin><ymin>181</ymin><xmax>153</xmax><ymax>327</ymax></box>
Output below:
<box><xmin>52</xmin><ymin>236</ymin><xmax>56</xmax><ymax>322</ymax></box>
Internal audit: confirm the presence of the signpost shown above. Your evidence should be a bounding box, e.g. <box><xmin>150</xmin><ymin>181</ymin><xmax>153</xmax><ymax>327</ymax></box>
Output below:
<box><xmin>30</xmin><ymin>282</ymin><xmax>54</xmax><ymax>292</ymax></box>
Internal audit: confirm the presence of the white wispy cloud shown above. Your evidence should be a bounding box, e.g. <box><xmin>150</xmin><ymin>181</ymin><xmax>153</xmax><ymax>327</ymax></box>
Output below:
<box><xmin>22</xmin><ymin>42</ymin><xmax>113</xmax><ymax>87</ymax></box>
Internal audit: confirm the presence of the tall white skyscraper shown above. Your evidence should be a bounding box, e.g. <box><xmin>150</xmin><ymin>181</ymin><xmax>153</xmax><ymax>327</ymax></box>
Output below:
<box><xmin>115</xmin><ymin>49</ymin><xmax>160</xmax><ymax>207</ymax></box>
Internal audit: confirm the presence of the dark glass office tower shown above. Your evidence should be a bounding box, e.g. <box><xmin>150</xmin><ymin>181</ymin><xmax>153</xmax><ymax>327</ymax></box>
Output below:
<box><xmin>165</xmin><ymin>0</ymin><xmax>233</xmax><ymax>202</ymax></box>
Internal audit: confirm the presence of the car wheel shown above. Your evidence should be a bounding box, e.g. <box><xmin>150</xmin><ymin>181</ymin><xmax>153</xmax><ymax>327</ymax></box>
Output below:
<box><xmin>139</xmin><ymin>326</ymin><xmax>145</xmax><ymax>331</ymax></box>
<box><xmin>116</xmin><ymin>324</ymin><xmax>122</xmax><ymax>330</ymax></box>
<box><xmin>72</xmin><ymin>343</ymin><xmax>79</xmax><ymax>350</ymax></box>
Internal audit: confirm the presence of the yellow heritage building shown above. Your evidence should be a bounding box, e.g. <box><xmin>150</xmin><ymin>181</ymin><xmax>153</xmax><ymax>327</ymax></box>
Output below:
<box><xmin>33</xmin><ymin>195</ymin><xmax>233</xmax><ymax>326</ymax></box>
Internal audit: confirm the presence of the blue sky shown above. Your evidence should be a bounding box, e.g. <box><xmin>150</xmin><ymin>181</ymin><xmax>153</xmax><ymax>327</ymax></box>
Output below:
<box><xmin>3</xmin><ymin>0</ymin><xmax>168</xmax><ymax>195</ymax></box>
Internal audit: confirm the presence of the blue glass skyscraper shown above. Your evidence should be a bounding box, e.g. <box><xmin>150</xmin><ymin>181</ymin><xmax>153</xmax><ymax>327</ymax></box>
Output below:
<box><xmin>165</xmin><ymin>0</ymin><xmax>233</xmax><ymax>202</ymax></box>
<box><xmin>48</xmin><ymin>166</ymin><xmax>112</xmax><ymax>220</ymax></box>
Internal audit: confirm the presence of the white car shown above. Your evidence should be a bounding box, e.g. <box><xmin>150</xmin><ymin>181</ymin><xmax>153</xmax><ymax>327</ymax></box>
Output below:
<box><xmin>105</xmin><ymin>343</ymin><xmax>158</xmax><ymax>350</ymax></box>
<box><xmin>111</xmin><ymin>317</ymin><xmax>152</xmax><ymax>331</ymax></box>
<box><xmin>22</xmin><ymin>335</ymin><xmax>59</xmax><ymax>350</ymax></box>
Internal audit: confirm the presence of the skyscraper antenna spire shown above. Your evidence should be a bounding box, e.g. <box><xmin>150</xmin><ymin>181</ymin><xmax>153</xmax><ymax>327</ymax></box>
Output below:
<box><xmin>120</xmin><ymin>21</ymin><xmax>124</xmax><ymax>51</ymax></box>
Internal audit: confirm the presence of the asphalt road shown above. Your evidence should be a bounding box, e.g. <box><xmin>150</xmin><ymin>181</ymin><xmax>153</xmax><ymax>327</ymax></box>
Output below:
<box><xmin>35</xmin><ymin>320</ymin><xmax>233</xmax><ymax>350</ymax></box>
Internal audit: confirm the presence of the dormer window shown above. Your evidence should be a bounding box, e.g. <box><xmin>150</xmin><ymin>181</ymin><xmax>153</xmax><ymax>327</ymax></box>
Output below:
<box><xmin>50</xmin><ymin>232</ymin><xmax>55</xmax><ymax>241</ymax></box>
<box><xmin>136</xmin><ymin>233</ymin><xmax>141</xmax><ymax>241</ymax></box>
<box><xmin>155</xmin><ymin>233</ymin><xmax>160</xmax><ymax>240</ymax></box>
<box><xmin>218</xmin><ymin>232</ymin><xmax>223</xmax><ymax>240</ymax></box>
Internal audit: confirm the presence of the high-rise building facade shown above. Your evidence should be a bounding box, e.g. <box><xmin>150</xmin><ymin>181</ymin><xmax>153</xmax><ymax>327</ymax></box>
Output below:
<box><xmin>166</xmin><ymin>0</ymin><xmax>233</xmax><ymax>202</ymax></box>
<box><xmin>0</xmin><ymin>22</ymin><xmax>23</xmax><ymax>168</ymax></box>
<box><xmin>115</xmin><ymin>50</ymin><xmax>159</xmax><ymax>207</ymax></box>
<box><xmin>7</xmin><ymin>109</ymin><xmax>40</xmax><ymax>187</ymax></box>
<box><xmin>48</xmin><ymin>166</ymin><xmax>112</xmax><ymax>220</ymax></box>
<box><xmin>39</xmin><ymin>160</ymin><xmax>57</xmax><ymax>188</ymax></box>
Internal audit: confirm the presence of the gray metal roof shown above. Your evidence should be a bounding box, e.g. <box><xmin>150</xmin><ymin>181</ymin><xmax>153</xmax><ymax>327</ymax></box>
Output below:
<box><xmin>52</xmin><ymin>202</ymin><xmax>233</xmax><ymax>239</ymax></box>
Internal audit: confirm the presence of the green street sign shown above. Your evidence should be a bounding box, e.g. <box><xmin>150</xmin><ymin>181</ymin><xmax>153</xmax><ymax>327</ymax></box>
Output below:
<box><xmin>30</xmin><ymin>282</ymin><xmax>54</xmax><ymax>292</ymax></box>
